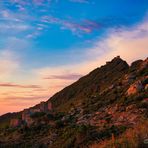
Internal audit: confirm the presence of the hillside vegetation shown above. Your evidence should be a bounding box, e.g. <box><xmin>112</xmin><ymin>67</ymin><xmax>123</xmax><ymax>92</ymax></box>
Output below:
<box><xmin>0</xmin><ymin>56</ymin><xmax>147</xmax><ymax>148</ymax></box>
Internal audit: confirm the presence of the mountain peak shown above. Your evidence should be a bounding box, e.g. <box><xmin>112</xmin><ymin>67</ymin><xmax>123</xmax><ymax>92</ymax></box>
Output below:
<box><xmin>49</xmin><ymin>56</ymin><xmax>129</xmax><ymax>109</ymax></box>
<box><xmin>110</xmin><ymin>56</ymin><xmax>127</xmax><ymax>64</ymax></box>
<box><xmin>105</xmin><ymin>56</ymin><xmax>128</xmax><ymax>66</ymax></box>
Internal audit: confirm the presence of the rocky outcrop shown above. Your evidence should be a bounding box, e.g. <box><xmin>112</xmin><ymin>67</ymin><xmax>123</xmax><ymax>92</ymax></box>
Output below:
<box><xmin>48</xmin><ymin>101</ymin><xmax>52</xmax><ymax>110</ymax></box>
<box><xmin>127</xmin><ymin>80</ymin><xmax>143</xmax><ymax>96</ymax></box>
<box><xmin>21</xmin><ymin>101</ymin><xmax>53</xmax><ymax>126</ymax></box>
<box><xmin>39</xmin><ymin>101</ymin><xmax>52</xmax><ymax>112</ymax></box>
<box><xmin>10</xmin><ymin>119</ymin><xmax>21</xmax><ymax>128</ymax></box>
<box><xmin>139</xmin><ymin>58</ymin><xmax>148</xmax><ymax>71</ymax></box>
<box><xmin>49</xmin><ymin>56</ymin><xmax>129</xmax><ymax>109</ymax></box>
<box><xmin>122</xmin><ymin>74</ymin><xmax>135</xmax><ymax>84</ymax></box>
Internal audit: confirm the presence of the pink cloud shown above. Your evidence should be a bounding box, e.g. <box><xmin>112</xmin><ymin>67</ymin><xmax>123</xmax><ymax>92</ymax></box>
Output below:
<box><xmin>0</xmin><ymin>83</ymin><xmax>41</xmax><ymax>88</ymax></box>
<box><xmin>41</xmin><ymin>16</ymin><xmax>101</xmax><ymax>34</ymax></box>
<box><xmin>4</xmin><ymin>95</ymin><xmax>49</xmax><ymax>101</ymax></box>
<box><xmin>10</xmin><ymin>0</ymin><xmax>30</xmax><ymax>6</ymax></box>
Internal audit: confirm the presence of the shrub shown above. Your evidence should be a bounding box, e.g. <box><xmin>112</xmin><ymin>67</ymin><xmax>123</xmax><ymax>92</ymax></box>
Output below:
<box><xmin>30</xmin><ymin>112</ymin><xmax>45</xmax><ymax>118</ymax></box>
<box><xmin>47</xmin><ymin>113</ymin><xmax>54</xmax><ymax>120</ymax></box>
<box><xmin>90</xmin><ymin>121</ymin><xmax>148</xmax><ymax>148</ymax></box>
<box><xmin>55</xmin><ymin>120</ymin><xmax>64</xmax><ymax>128</ymax></box>
<box><xmin>55</xmin><ymin>112</ymin><xmax>65</xmax><ymax>120</ymax></box>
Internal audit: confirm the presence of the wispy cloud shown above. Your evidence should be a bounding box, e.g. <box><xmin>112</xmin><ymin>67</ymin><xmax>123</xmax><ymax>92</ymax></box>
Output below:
<box><xmin>0</xmin><ymin>23</ymin><xmax>30</xmax><ymax>33</ymax></box>
<box><xmin>0</xmin><ymin>83</ymin><xmax>41</xmax><ymax>88</ymax></box>
<box><xmin>0</xmin><ymin>9</ymin><xmax>35</xmax><ymax>38</ymax></box>
<box><xmin>0</xmin><ymin>10</ymin><xmax>23</xmax><ymax>22</ymax></box>
<box><xmin>41</xmin><ymin>16</ymin><xmax>101</xmax><ymax>35</ymax></box>
<box><xmin>3</xmin><ymin>95</ymin><xmax>49</xmax><ymax>101</ymax></box>
<box><xmin>0</xmin><ymin>0</ymin><xmax>134</xmax><ymax>37</ymax></box>
<box><xmin>40</xmin><ymin>15</ymin><xmax>137</xmax><ymax>36</ymax></box>
<box><xmin>44</xmin><ymin>73</ymin><xmax>83</xmax><ymax>80</ymax></box>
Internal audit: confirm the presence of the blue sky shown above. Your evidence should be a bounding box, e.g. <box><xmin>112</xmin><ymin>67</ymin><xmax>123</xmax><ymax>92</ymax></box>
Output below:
<box><xmin>0</xmin><ymin>0</ymin><xmax>148</xmax><ymax>68</ymax></box>
<box><xmin>0</xmin><ymin>0</ymin><xmax>148</xmax><ymax>114</ymax></box>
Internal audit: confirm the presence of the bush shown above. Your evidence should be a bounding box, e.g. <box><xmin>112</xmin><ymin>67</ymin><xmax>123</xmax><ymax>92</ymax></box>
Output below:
<box><xmin>47</xmin><ymin>113</ymin><xmax>54</xmax><ymax>120</ymax></box>
<box><xmin>76</xmin><ymin>125</ymin><xmax>89</xmax><ymax>133</ymax></box>
<box><xmin>137</xmin><ymin>102</ymin><xmax>148</xmax><ymax>109</ymax></box>
<box><xmin>30</xmin><ymin>112</ymin><xmax>45</xmax><ymax>118</ymax></box>
<box><xmin>90</xmin><ymin>121</ymin><xmax>148</xmax><ymax>148</ymax></box>
<box><xmin>55</xmin><ymin>112</ymin><xmax>65</xmax><ymax>120</ymax></box>
<box><xmin>55</xmin><ymin>120</ymin><xmax>64</xmax><ymax>128</ymax></box>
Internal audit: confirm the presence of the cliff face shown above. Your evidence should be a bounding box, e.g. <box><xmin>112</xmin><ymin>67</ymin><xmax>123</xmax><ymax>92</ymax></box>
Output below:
<box><xmin>0</xmin><ymin>57</ymin><xmax>147</xmax><ymax>148</ymax></box>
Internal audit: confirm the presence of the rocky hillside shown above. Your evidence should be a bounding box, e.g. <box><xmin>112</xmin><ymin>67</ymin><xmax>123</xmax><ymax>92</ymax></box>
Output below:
<box><xmin>49</xmin><ymin>56</ymin><xmax>129</xmax><ymax>110</ymax></box>
<box><xmin>0</xmin><ymin>56</ymin><xmax>147</xmax><ymax>148</ymax></box>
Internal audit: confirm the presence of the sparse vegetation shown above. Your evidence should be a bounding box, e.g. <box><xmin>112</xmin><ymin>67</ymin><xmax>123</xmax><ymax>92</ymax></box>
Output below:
<box><xmin>90</xmin><ymin>120</ymin><xmax>148</xmax><ymax>148</ymax></box>
<box><xmin>0</xmin><ymin>57</ymin><xmax>147</xmax><ymax>148</ymax></box>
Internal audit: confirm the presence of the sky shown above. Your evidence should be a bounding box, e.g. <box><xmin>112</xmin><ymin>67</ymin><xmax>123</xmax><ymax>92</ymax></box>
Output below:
<box><xmin>0</xmin><ymin>0</ymin><xmax>148</xmax><ymax>115</ymax></box>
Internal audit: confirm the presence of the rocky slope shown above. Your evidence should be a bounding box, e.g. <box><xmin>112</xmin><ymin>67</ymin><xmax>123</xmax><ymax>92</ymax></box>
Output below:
<box><xmin>0</xmin><ymin>56</ymin><xmax>147</xmax><ymax>148</ymax></box>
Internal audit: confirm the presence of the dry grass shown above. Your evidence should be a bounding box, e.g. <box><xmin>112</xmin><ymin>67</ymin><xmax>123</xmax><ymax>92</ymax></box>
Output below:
<box><xmin>90</xmin><ymin>120</ymin><xmax>148</xmax><ymax>148</ymax></box>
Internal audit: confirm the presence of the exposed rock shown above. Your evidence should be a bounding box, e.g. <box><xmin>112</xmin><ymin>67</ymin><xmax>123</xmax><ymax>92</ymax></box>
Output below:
<box><xmin>122</xmin><ymin>74</ymin><xmax>135</xmax><ymax>84</ymax></box>
<box><xmin>107</xmin><ymin>104</ymin><xmax>119</xmax><ymax>114</ymax></box>
<box><xmin>145</xmin><ymin>84</ymin><xmax>148</xmax><ymax>90</ymax></box>
<box><xmin>24</xmin><ymin>115</ymin><xmax>34</xmax><ymax>126</ymax></box>
<box><xmin>38</xmin><ymin>101</ymin><xmax>53</xmax><ymax>112</ymax></box>
<box><xmin>0</xmin><ymin>57</ymin><xmax>147</xmax><ymax>148</ymax></box>
<box><xmin>22</xmin><ymin>109</ymin><xmax>30</xmax><ymax>121</ymax></box>
<box><xmin>76</xmin><ymin>114</ymin><xmax>92</xmax><ymax>125</ymax></box>
<box><xmin>61</xmin><ymin>115</ymin><xmax>70</xmax><ymax>122</ymax></box>
<box><xmin>40</xmin><ymin>101</ymin><xmax>49</xmax><ymax>112</ymax></box>
<box><xmin>22</xmin><ymin>109</ymin><xmax>34</xmax><ymax>126</ymax></box>
<box><xmin>127</xmin><ymin>80</ymin><xmax>143</xmax><ymax>96</ymax></box>
<box><xmin>126</xmin><ymin>104</ymin><xmax>136</xmax><ymax>111</ymax></box>
<box><xmin>10</xmin><ymin>119</ymin><xmax>21</xmax><ymax>128</ymax></box>
<box><xmin>48</xmin><ymin>101</ymin><xmax>52</xmax><ymax>111</ymax></box>
<box><xmin>130</xmin><ymin>60</ymin><xmax>143</xmax><ymax>70</ymax></box>
<box><xmin>49</xmin><ymin>56</ymin><xmax>129</xmax><ymax>109</ymax></box>
<box><xmin>142</xmin><ymin>98</ymin><xmax>148</xmax><ymax>103</ymax></box>
<box><xmin>139</xmin><ymin>58</ymin><xmax>148</xmax><ymax>71</ymax></box>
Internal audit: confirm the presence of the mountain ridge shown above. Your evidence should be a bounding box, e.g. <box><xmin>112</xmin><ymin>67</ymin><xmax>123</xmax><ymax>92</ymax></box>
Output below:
<box><xmin>0</xmin><ymin>56</ymin><xmax>147</xmax><ymax>148</ymax></box>
<box><xmin>49</xmin><ymin>56</ymin><xmax>129</xmax><ymax>110</ymax></box>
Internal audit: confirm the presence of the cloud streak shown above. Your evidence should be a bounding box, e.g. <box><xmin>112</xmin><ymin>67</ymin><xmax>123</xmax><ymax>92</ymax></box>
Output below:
<box><xmin>44</xmin><ymin>73</ymin><xmax>83</xmax><ymax>80</ymax></box>
<box><xmin>41</xmin><ymin>15</ymin><xmax>138</xmax><ymax>36</ymax></box>
<box><xmin>0</xmin><ymin>83</ymin><xmax>41</xmax><ymax>88</ymax></box>
<box><xmin>41</xmin><ymin>16</ymin><xmax>101</xmax><ymax>34</ymax></box>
